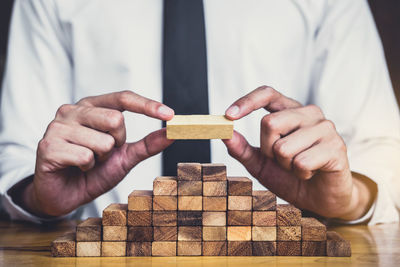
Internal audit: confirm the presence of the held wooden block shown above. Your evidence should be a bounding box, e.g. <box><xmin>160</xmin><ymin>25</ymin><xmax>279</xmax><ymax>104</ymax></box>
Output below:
<box><xmin>252</xmin><ymin>211</ymin><xmax>276</xmax><ymax>226</ymax></box>
<box><xmin>178</xmin><ymin>196</ymin><xmax>202</xmax><ymax>211</ymax></box>
<box><xmin>178</xmin><ymin>181</ymin><xmax>202</xmax><ymax>196</ymax></box>
<box><xmin>103</xmin><ymin>226</ymin><xmax>127</xmax><ymax>241</ymax></box>
<box><xmin>167</xmin><ymin>115</ymin><xmax>234</xmax><ymax>140</ymax></box>
<box><xmin>301</xmin><ymin>217</ymin><xmax>327</xmax><ymax>241</ymax></box>
<box><xmin>153</xmin><ymin>211</ymin><xmax>177</xmax><ymax>226</ymax></box>
<box><xmin>276</xmin><ymin>241</ymin><xmax>301</xmax><ymax>256</ymax></box>
<box><xmin>177</xmin><ymin>241</ymin><xmax>202</xmax><ymax>256</ymax></box>
<box><xmin>203</xmin><ymin>227</ymin><xmax>227</xmax><ymax>241</ymax></box>
<box><xmin>277</xmin><ymin>226</ymin><xmax>301</xmax><ymax>241</ymax></box>
<box><xmin>76</xmin><ymin>217</ymin><xmax>102</xmax><ymax>241</ymax></box>
<box><xmin>153</xmin><ymin>176</ymin><xmax>177</xmax><ymax>196</ymax></box>
<box><xmin>202</xmin><ymin>163</ymin><xmax>227</xmax><ymax>181</ymax></box>
<box><xmin>128</xmin><ymin>190</ymin><xmax>153</xmax><ymax>211</ymax></box>
<box><xmin>227</xmin><ymin>211</ymin><xmax>252</xmax><ymax>226</ymax></box>
<box><xmin>127</xmin><ymin>211</ymin><xmax>152</xmax><ymax>226</ymax></box>
<box><xmin>178</xmin><ymin>226</ymin><xmax>202</xmax><ymax>241</ymax></box>
<box><xmin>326</xmin><ymin>231</ymin><xmax>352</xmax><ymax>257</ymax></box>
<box><xmin>76</xmin><ymin>242</ymin><xmax>101</xmax><ymax>257</ymax></box>
<box><xmin>228</xmin><ymin>196</ymin><xmax>252</xmax><ymax>211</ymax></box>
<box><xmin>202</xmin><ymin>212</ymin><xmax>226</xmax><ymax>226</ymax></box>
<box><xmin>178</xmin><ymin>211</ymin><xmax>202</xmax><ymax>226</ymax></box>
<box><xmin>153</xmin><ymin>226</ymin><xmax>177</xmax><ymax>241</ymax></box>
<box><xmin>227</xmin><ymin>241</ymin><xmax>252</xmax><ymax>256</ymax></box>
<box><xmin>102</xmin><ymin>203</ymin><xmax>127</xmax><ymax>226</ymax></box>
<box><xmin>227</xmin><ymin>177</ymin><xmax>252</xmax><ymax>196</ymax></box>
<box><xmin>152</xmin><ymin>241</ymin><xmax>177</xmax><ymax>256</ymax></box>
<box><xmin>153</xmin><ymin>196</ymin><xmax>177</xmax><ymax>211</ymax></box>
<box><xmin>252</xmin><ymin>241</ymin><xmax>276</xmax><ymax>256</ymax></box>
<box><xmin>127</xmin><ymin>226</ymin><xmax>153</xmax><ymax>242</ymax></box>
<box><xmin>101</xmin><ymin>242</ymin><xmax>126</xmax><ymax>257</ymax></box>
<box><xmin>203</xmin><ymin>181</ymin><xmax>227</xmax><ymax>196</ymax></box>
<box><xmin>252</xmin><ymin>190</ymin><xmax>276</xmax><ymax>211</ymax></box>
<box><xmin>127</xmin><ymin>242</ymin><xmax>152</xmax><ymax>256</ymax></box>
<box><xmin>203</xmin><ymin>241</ymin><xmax>227</xmax><ymax>256</ymax></box>
<box><xmin>252</xmin><ymin>227</ymin><xmax>276</xmax><ymax>241</ymax></box>
<box><xmin>276</xmin><ymin>204</ymin><xmax>301</xmax><ymax>226</ymax></box>
<box><xmin>177</xmin><ymin>163</ymin><xmax>202</xmax><ymax>181</ymax></box>
<box><xmin>51</xmin><ymin>232</ymin><xmax>76</xmax><ymax>257</ymax></box>
<box><xmin>203</xmin><ymin>197</ymin><xmax>227</xmax><ymax>211</ymax></box>
<box><xmin>227</xmin><ymin>226</ymin><xmax>251</xmax><ymax>241</ymax></box>
<box><xmin>302</xmin><ymin>241</ymin><xmax>327</xmax><ymax>256</ymax></box>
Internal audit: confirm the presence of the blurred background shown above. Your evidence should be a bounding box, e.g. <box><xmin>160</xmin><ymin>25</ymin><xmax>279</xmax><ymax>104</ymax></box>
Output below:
<box><xmin>0</xmin><ymin>0</ymin><xmax>399</xmax><ymax>104</ymax></box>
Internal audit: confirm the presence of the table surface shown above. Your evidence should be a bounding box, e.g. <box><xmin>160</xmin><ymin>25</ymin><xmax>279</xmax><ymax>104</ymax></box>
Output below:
<box><xmin>0</xmin><ymin>219</ymin><xmax>399</xmax><ymax>267</ymax></box>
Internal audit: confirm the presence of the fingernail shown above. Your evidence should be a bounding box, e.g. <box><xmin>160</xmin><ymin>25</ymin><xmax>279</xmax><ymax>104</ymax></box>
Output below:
<box><xmin>158</xmin><ymin>105</ymin><xmax>174</xmax><ymax>117</ymax></box>
<box><xmin>226</xmin><ymin>105</ymin><xmax>240</xmax><ymax>117</ymax></box>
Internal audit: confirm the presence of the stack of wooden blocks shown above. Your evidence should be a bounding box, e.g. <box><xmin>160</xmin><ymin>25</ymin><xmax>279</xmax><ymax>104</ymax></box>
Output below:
<box><xmin>51</xmin><ymin>163</ymin><xmax>351</xmax><ymax>257</ymax></box>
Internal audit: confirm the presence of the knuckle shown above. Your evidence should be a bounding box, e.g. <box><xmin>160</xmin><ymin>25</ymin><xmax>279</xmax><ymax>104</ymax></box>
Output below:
<box><xmin>47</xmin><ymin>120</ymin><xmax>63</xmax><ymax>132</ymax></box>
<box><xmin>118</xmin><ymin>90</ymin><xmax>133</xmax><ymax>106</ymax></box>
<box><xmin>38</xmin><ymin>138</ymin><xmax>51</xmax><ymax>154</ymax></box>
<box><xmin>261</xmin><ymin>115</ymin><xmax>278</xmax><ymax>131</ymax></box>
<box><xmin>321</xmin><ymin>119</ymin><xmax>336</xmax><ymax>131</ymax></box>
<box><xmin>273</xmin><ymin>139</ymin><xmax>290</xmax><ymax>158</ymax></box>
<box><xmin>103</xmin><ymin>135</ymin><xmax>116</xmax><ymax>152</ymax></box>
<box><xmin>77</xmin><ymin>97</ymin><xmax>91</xmax><ymax>106</ymax></box>
<box><xmin>56</xmin><ymin>104</ymin><xmax>74</xmax><ymax>117</ymax></box>
<box><xmin>306</xmin><ymin>104</ymin><xmax>323</xmax><ymax>117</ymax></box>
<box><xmin>79</xmin><ymin>150</ymin><xmax>94</xmax><ymax>166</ymax></box>
<box><xmin>259</xmin><ymin>85</ymin><xmax>275</xmax><ymax>94</ymax></box>
<box><xmin>293</xmin><ymin>156</ymin><xmax>308</xmax><ymax>171</ymax></box>
<box><xmin>107</xmin><ymin>110</ymin><xmax>125</xmax><ymax>129</ymax></box>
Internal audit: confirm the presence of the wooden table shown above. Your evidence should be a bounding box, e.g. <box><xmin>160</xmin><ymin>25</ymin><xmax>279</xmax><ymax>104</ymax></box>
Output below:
<box><xmin>0</xmin><ymin>219</ymin><xmax>399</xmax><ymax>266</ymax></box>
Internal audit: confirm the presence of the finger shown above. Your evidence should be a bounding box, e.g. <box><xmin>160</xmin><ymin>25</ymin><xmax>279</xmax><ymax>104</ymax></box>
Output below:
<box><xmin>225</xmin><ymin>86</ymin><xmax>302</xmax><ymax>120</ymax></box>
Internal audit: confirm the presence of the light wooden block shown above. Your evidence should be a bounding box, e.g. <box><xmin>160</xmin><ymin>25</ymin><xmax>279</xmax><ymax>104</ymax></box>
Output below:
<box><xmin>153</xmin><ymin>226</ymin><xmax>177</xmax><ymax>241</ymax></box>
<box><xmin>177</xmin><ymin>163</ymin><xmax>202</xmax><ymax>181</ymax></box>
<box><xmin>178</xmin><ymin>226</ymin><xmax>202</xmax><ymax>241</ymax></box>
<box><xmin>51</xmin><ymin>232</ymin><xmax>76</xmax><ymax>257</ymax></box>
<box><xmin>203</xmin><ymin>197</ymin><xmax>227</xmax><ymax>211</ymax></box>
<box><xmin>127</xmin><ymin>242</ymin><xmax>152</xmax><ymax>256</ymax></box>
<box><xmin>127</xmin><ymin>211</ymin><xmax>152</xmax><ymax>226</ymax></box>
<box><xmin>228</xmin><ymin>196</ymin><xmax>252</xmax><ymax>210</ymax></box>
<box><xmin>252</xmin><ymin>241</ymin><xmax>276</xmax><ymax>256</ymax></box>
<box><xmin>102</xmin><ymin>203</ymin><xmax>127</xmax><ymax>226</ymax></box>
<box><xmin>178</xmin><ymin>181</ymin><xmax>202</xmax><ymax>196</ymax></box>
<box><xmin>252</xmin><ymin>190</ymin><xmax>276</xmax><ymax>211</ymax></box>
<box><xmin>203</xmin><ymin>226</ymin><xmax>226</xmax><ymax>241</ymax></box>
<box><xmin>152</xmin><ymin>211</ymin><xmax>177</xmax><ymax>226</ymax></box>
<box><xmin>128</xmin><ymin>190</ymin><xmax>153</xmax><ymax>211</ymax></box>
<box><xmin>202</xmin><ymin>211</ymin><xmax>226</xmax><ymax>226</ymax></box>
<box><xmin>301</xmin><ymin>217</ymin><xmax>327</xmax><ymax>241</ymax></box>
<box><xmin>153</xmin><ymin>196</ymin><xmax>177</xmax><ymax>211</ymax></box>
<box><xmin>76</xmin><ymin>217</ymin><xmax>102</xmax><ymax>241</ymax></box>
<box><xmin>203</xmin><ymin>241</ymin><xmax>227</xmax><ymax>256</ymax></box>
<box><xmin>302</xmin><ymin>241</ymin><xmax>327</xmax><ymax>256</ymax></box>
<box><xmin>227</xmin><ymin>241</ymin><xmax>252</xmax><ymax>256</ymax></box>
<box><xmin>153</xmin><ymin>176</ymin><xmax>177</xmax><ymax>196</ymax></box>
<box><xmin>76</xmin><ymin>242</ymin><xmax>101</xmax><ymax>257</ymax></box>
<box><xmin>276</xmin><ymin>241</ymin><xmax>301</xmax><ymax>256</ymax></box>
<box><xmin>103</xmin><ymin>226</ymin><xmax>127</xmax><ymax>241</ymax></box>
<box><xmin>227</xmin><ymin>177</ymin><xmax>252</xmax><ymax>196</ymax></box>
<box><xmin>177</xmin><ymin>241</ymin><xmax>202</xmax><ymax>256</ymax></box>
<box><xmin>276</xmin><ymin>204</ymin><xmax>301</xmax><ymax>226</ymax></box>
<box><xmin>177</xmin><ymin>211</ymin><xmax>202</xmax><ymax>226</ymax></box>
<box><xmin>127</xmin><ymin>226</ymin><xmax>153</xmax><ymax>242</ymax></box>
<box><xmin>152</xmin><ymin>241</ymin><xmax>177</xmax><ymax>256</ymax></box>
<box><xmin>326</xmin><ymin>231</ymin><xmax>352</xmax><ymax>257</ymax></box>
<box><xmin>167</xmin><ymin>115</ymin><xmax>234</xmax><ymax>140</ymax></box>
<box><xmin>252</xmin><ymin>211</ymin><xmax>276</xmax><ymax>226</ymax></box>
<box><xmin>277</xmin><ymin>226</ymin><xmax>301</xmax><ymax>241</ymax></box>
<box><xmin>203</xmin><ymin>181</ymin><xmax>227</xmax><ymax>196</ymax></box>
<box><xmin>252</xmin><ymin>226</ymin><xmax>276</xmax><ymax>241</ymax></box>
<box><xmin>227</xmin><ymin>211</ymin><xmax>251</xmax><ymax>226</ymax></box>
<box><xmin>178</xmin><ymin>196</ymin><xmax>202</xmax><ymax>211</ymax></box>
<box><xmin>227</xmin><ymin>226</ymin><xmax>251</xmax><ymax>241</ymax></box>
<box><xmin>101</xmin><ymin>241</ymin><xmax>126</xmax><ymax>257</ymax></box>
<box><xmin>202</xmin><ymin>163</ymin><xmax>227</xmax><ymax>181</ymax></box>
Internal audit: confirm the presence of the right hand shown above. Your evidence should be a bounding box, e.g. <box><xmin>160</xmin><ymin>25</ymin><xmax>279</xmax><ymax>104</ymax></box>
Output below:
<box><xmin>23</xmin><ymin>90</ymin><xmax>174</xmax><ymax>217</ymax></box>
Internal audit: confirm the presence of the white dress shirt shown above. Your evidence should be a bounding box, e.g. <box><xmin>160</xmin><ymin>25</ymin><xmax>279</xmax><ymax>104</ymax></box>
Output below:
<box><xmin>1</xmin><ymin>0</ymin><xmax>399</xmax><ymax>225</ymax></box>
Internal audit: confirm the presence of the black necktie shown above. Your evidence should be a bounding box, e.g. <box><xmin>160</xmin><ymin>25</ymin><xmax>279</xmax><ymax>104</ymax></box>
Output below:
<box><xmin>162</xmin><ymin>0</ymin><xmax>211</xmax><ymax>176</ymax></box>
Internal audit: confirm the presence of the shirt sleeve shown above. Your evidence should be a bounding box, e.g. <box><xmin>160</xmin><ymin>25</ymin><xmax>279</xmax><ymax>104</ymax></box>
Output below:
<box><xmin>0</xmin><ymin>0</ymin><xmax>73</xmax><ymax>222</ymax></box>
<box><xmin>309</xmin><ymin>0</ymin><xmax>400</xmax><ymax>224</ymax></box>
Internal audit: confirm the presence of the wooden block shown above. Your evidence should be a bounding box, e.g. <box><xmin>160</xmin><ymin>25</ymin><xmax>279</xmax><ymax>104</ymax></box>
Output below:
<box><xmin>228</xmin><ymin>196</ymin><xmax>252</xmax><ymax>210</ymax></box>
<box><xmin>178</xmin><ymin>196</ymin><xmax>202</xmax><ymax>211</ymax></box>
<box><xmin>101</xmin><ymin>241</ymin><xmax>126</xmax><ymax>257</ymax></box>
<box><xmin>277</xmin><ymin>226</ymin><xmax>301</xmax><ymax>241</ymax></box>
<box><xmin>153</xmin><ymin>211</ymin><xmax>177</xmax><ymax>226</ymax></box>
<box><xmin>202</xmin><ymin>163</ymin><xmax>227</xmax><ymax>181</ymax></box>
<box><xmin>227</xmin><ymin>211</ymin><xmax>251</xmax><ymax>226</ymax></box>
<box><xmin>203</xmin><ymin>226</ymin><xmax>226</xmax><ymax>241</ymax></box>
<box><xmin>276</xmin><ymin>204</ymin><xmax>301</xmax><ymax>226</ymax></box>
<box><xmin>178</xmin><ymin>181</ymin><xmax>202</xmax><ymax>196</ymax></box>
<box><xmin>128</xmin><ymin>190</ymin><xmax>152</xmax><ymax>211</ymax></box>
<box><xmin>178</xmin><ymin>211</ymin><xmax>202</xmax><ymax>226</ymax></box>
<box><xmin>252</xmin><ymin>241</ymin><xmax>276</xmax><ymax>256</ymax></box>
<box><xmin>51</xmin><ymin>232</ymin><xmax>76</xmax><ymax>257</ymax></box>
<box><xmin>302</xmin><ymin>241</ymin><xmax>327</xmax><ymax>256</ymax></box>
<box><xmin>227</xmin><ymin>226</ymin><xmax>251</xmax><ymax>241</ymax></box>
<box><xmin>252</xmin><ymin>190</ymin><xmax>276</xmax><ymax>211</ymax></box>
<box><xmin>127</xmin><ymin>226</ymin><xmax>153</xmax><ymax>242</ymax></box>
<box><xmin>203</xmin><ymin>241</ymin><xmax>227</xmax><ymax>256</ymax></box>
<box><xmin>76</xmin><ymin>217</ymin><xmax>102</xmax><ymax>241</ymax></box>
<box><xmin>152</xmin><ymin>241</ymin><xmax>177</xmax><ymax>256</ymax></box>
<box><xmin>127</xmin><ymin>242</ymin><xmax>152</xmax><ymax>256</ymax></box>
<box><xmin>76</xmin><ymin>242</ymin><xmax>101</xmax><ymax>257</ymax></box>
<box><xmin>252</xmin><ymin>211</ymin><xmax>276</xmax><ymax>226</ymax></box>
<box><xmin>167</xmin><ymin>115</ymin><xmax>234</xmax><ymax>140</ymax></box>
<box><xmin>103</xmin><ymin>226</ymin><xmax>127</xmax><ymax>241</ymax></box>
<box><xmin>227</xmin><ymin>177</ymin><xmax>252</xmax><ymax>196</ymax></box>
<box><xmin>301</xmin><ymin>217</ymin><xmax>327</xmax><ymax>241</ymax></box>
<box><xmin>326</xmin><ymin>231</ymin><xmax>352</xmax><ymax>257</ymax></box>
<box><xmin>202</xmin><ymin>211</ymin><xmax>226</xmax><ymax>226</ymax></box>
<box><xmin>153</xmin><ymin>226</ymin><xmax>177</xmax><ymax>241</ymax></box>
<box><xmin>102</xmin><ymin>203</ymin><xmax>127</xmax><ymax>226</ymax></box>
<box><xmin>276</xmin><ymin>241</ymin><xmax>301</xmax><ymax>256</ymax></box>
<box><xmin>127</xmin><ymin>211</ymin><xmax>152</xmax><ymax>226</ymax></box>
<box><xmin>153</xmin><ymin>176</ymin><xmax>177</xmax><ymax>196</ymax></box>
<box><xmin>177</xmin><ymin>163</ymin><xmax>202</xmax><ymax>181</ymax></box>
<box><xmin>177</xmin><ymin>241</ymin><xmax>202</xmax><ymax>256</ymax></box>
<box><xmin>203</xmin><ymin>197</ymin><xmax>227</xmax><ymax>211</ymax></box>
<box><xmin>227</xmin><ymin>241</ymin><xmax>252</xmax><ymax>256</ymax></box>
<box><xmin>178</xmin><ymin>226</ymin><xmax>202</xmax><ymax>241</ymax></box>
<box><xmin>252</xmin><ymin>226</ymin><xmax>276</xmax><ymax>241</ymax></box>
<box><xmin>153</xmin><ymin>196</ymin><xmax>177</xmax><ymax>211</ymax></box>
<box><xmin>203</xmin><ymin>181</ymin><xmax>227</xmax><ymax>196</ymax></box>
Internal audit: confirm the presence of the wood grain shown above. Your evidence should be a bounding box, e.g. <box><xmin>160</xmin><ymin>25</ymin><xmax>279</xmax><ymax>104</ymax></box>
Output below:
<box><xmin>102</xmin><ymin>203</ymin><xmax>127</xmax><ymax>226</ymax></box>
<box><xmin>252</xmin><ymin>241</ymin><xmax>276</xmax><ymax>256</ymax></box>
<box><xmin>203</xmin><ymin>197</ymin><xmax>227</xmax><ymax>211</ymax></box>
<box><xmin>127</xmin><ymin>226</ymin><xmax>153</xmax><ymax>242</ymax></box>
<box><xmin>252</xmin><ymin>190</ymin><xmax>276</xmax><ymax>211</ymax></box>
<box><xmin>126</xmin><ymin>242</ymin><xmax>152</xmax><ymax>256</ymax></box>
<box><xmin>76</xmin><ymin>217</ymin><xmax>102</xmax><ymax>241</ymax></box>
<box><xmin>178</xmin><ymin>196</ymin><xmax>202</xmax><ymax>211</ymax></box>
<box><xmin>203</xmin><ymin>181</ymin><xmax>227</xmax><ymax>196</ymax></box>
<box><xmin>202</xmin><ymin>163</ymin><xmax>227</xmax><ymax>181</ymax></box>
<box><xmin>276</xmin><ymin>204</ymin><xmax>301</xmax><ymax>226</ymax></box>
<box><xmin>153</xmin><ymin>226</ymin><xmax>177</xmax><ymax>241</ymax></box>
<box><xmin>177</xmin><ymin>241</ymin><xmax>202</xmax><ymax>256</ymax></box>
<box><xmin>102</xmin><ymin>226</ymin><xmax>127</xmax><ymax>241</ymax></box>
<box><xmin>227</xmin><ymin>226</ymin><xmax>251</xmax><ymax>241</ymax></box>
<box><xmin>178</xmin><ymin>226</ymin><xmax>202</xmax><ymax>241</ymax></box>
<box><xmin>203</xmin><ymin>241</ymin><xmax>227</xmax><ymax>256</ymax></box>
<box><xmin>177</xmin><ymin>163</ymin><xmax>202</xmax><ymax>181</ymax></box>
<box><xmin>227</xmin><ymin>177</ymin><xmax>252</xmax><ymax>196</ymax></box>
<box><xmin>252</xmin><ymin>211</ymin><xmax>276</xmax><ymax>226</ymax></box>
<box><xmin>153</xmin><ymin>196</ymin><xmax>177</xmax><ymax>211</ymax></box>
<box><xmin>127</xmin><ymin>211</ymin><xmax>152</xmax><ymax>226</ymax></box>
<box><xmin>152</xmin><ymin>241</ymin><xmax>177</xmax><ymax>256</ymax></box>
<box><xmin>153</xmin><ymin>176</ymin><xmax>177</xmax><ymax>196</ymax></box>
<box><xmin>152</xmin><ymin>211</ymin><xmax>177</xmax><ymax>226</ymax></box>
<box><xmin>228</xmin><ymin>196</ymin><xmax>252</xmax><ymax>211</ymax></box>
<box><xmin>276</xmin><ymin>241</ymin><xmax>301</xmax><ymax>256</ymax></box>
<box><xmin>177</xmin><ymin>211</ymin><xmax>202</xmax><ymax>226</ymax></box>
<box><xmin>252</xmin><ymin>226</ymin><xmax>276</xmax><ymax>241</ymax></box>
<box><xmin>101</xmin><ymin>242</ymin><xmax>126</xmax><ymax>257</ymax></box>
<box><xmin>51</xmin><ymin>232</ymin><xmax>76</xmax><ymax>257</ymax></box>
<box><xmin>302</xmin><ymin>241</ymin><xmax>327</xmax><ymax>256</ymax></box>
<box><xmin>76</xmin><ymin>242</ymin><xmax>101</xmax><ymax>257</ymax></box>
<box><xmin>128</xmin><ymin>190</ymin><xmax>153</xmax><ymax>211</ymax></box>
<box><xmin>326</xmin><ymin>231</ymin><xmax>351</xmax><ymax>257</ymax></box>
<box><xmin>301</xmin><ymin>217</ymin><xmax>327</xmax><ymax>241</ymax></box>
<box><xmin>227</xmin><ymin>211</ymin><xmax>251</xmax><ymax>226</ymax></box>
<box><xmin>178</xmin><ymin>181</ymin><xmax>202</xmax><ymax>196</ymax></box>
<box><xmin>277</xmin><ymin>226</ymin><xmax>301</xmax><ymax>241</ymax></box>
<box><xmin>203</xmin><ymin>226</ymin><xmax>227</xmax><ymax>241</ymax></box>
<box><xmin>202</xmin><ymin>212</ymin><xmax>226</xmax><ymax>226</ymax></box>
<box><xmin>227</xmin><ymin>241</ymin><xmax>252</xmax><ymax>256</ymax></box>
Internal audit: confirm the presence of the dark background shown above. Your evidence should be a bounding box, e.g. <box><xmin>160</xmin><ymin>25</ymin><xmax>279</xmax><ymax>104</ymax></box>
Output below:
<box><xmin>0</xmin><ymin>0</ymin><xmax>399</xmax><ymax>104</ymax></box>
